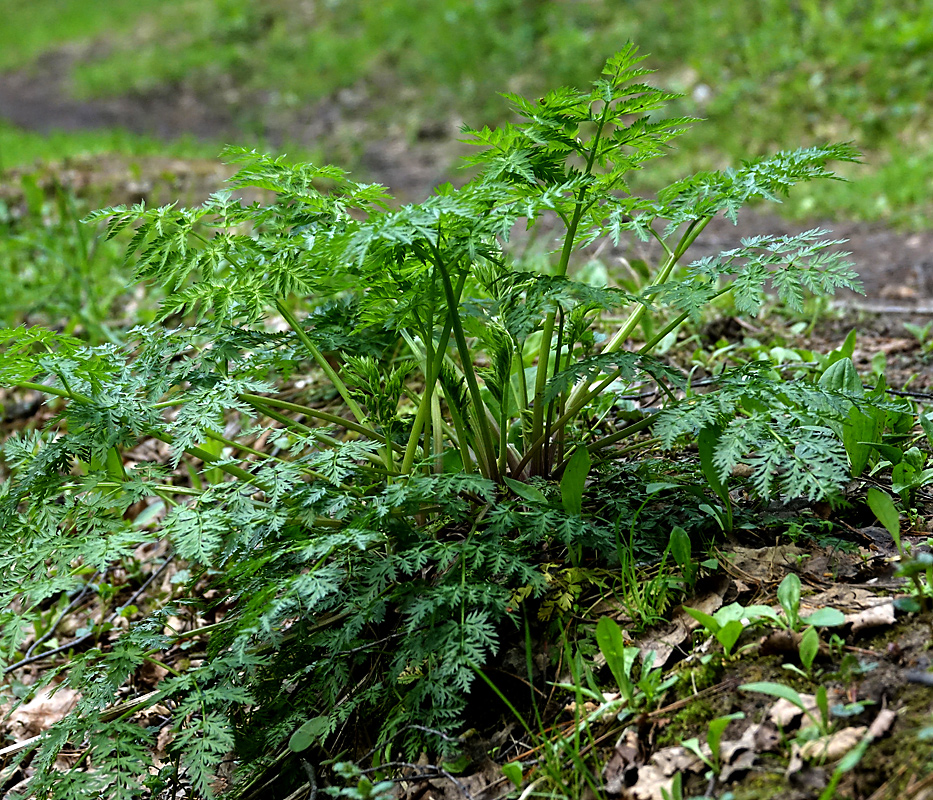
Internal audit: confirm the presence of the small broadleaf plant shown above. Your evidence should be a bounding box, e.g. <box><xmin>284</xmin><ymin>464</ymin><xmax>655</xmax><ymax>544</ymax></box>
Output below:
<box><xmin>0</xmin><ymin>46</ymin><xmax>868</xmax><ymax>797</ymax></box>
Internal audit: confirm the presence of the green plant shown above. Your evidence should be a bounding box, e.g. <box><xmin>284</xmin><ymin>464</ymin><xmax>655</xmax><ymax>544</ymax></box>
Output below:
<box><xmin>682</xmin><ymin>711</ymin><xmax>745</xmax><ymax>778</ymax></box>
<box><xmin>595</xmin><ymin>617</ymin><xmax>676</xmax><ymax>713</ymax></box>
<box><xmin>0</xmin><ymin>180</ymin><xmax>139</xmax><ymax>341</ymax></box>
<box><xmin>867</xmin><ymin>486</ymin><xmax>931</xmax><ymax>612</ymax></box>
<box><xmin>740</xmin><ymin>681</ymin><xmax>832</xmax><ymax>737</ymax></box>
<box><xmin>323</xmin><ymin>762</ymin><xmax>394</xmax><ymax>800</ymax></box>
<box><xmin>776</xmin><ymin>573</ymin><xmax>846</xmax><ymax>632</ymax></box>
<box><xmin>682</xmin><ymin>601</ymin><xmax>781</xmax><ymax>657</ymax></box>
<box><xmin>0</xmin><ymin>48</ymin><xmax>869</xmax><ymax>796</ymax></box>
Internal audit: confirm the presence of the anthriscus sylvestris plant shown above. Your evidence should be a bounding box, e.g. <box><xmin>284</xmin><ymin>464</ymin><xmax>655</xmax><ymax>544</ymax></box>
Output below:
<box><xmin>0</xmin><ymin>46</ymin><xmax>867</xmax><ymax>797</ymax></box>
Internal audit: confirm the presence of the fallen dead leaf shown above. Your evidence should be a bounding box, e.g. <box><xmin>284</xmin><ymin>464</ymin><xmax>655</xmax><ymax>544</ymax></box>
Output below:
<box><xmin>769</xmin><ymin>694</ymin><xmax>817</xmax><ymax>728</ymax></box>
<box><xmin>847</xmin><ymin>601</ymin><xmax>897</xmax><ymax>634</ymax></box>
<box><xmin>867</xmin><ymin>708</ymin><xmax>897</xmax><ymax>740</ymax></box>
<box><xmin>4</xmin><ymin>685</ymin><xmax>80</xmax><ymax>740</ymax></box>
<box><xmin>726</xmin><ymin>545</ymin><xmax>808</xmax><ymax>584</ymax></box>
<box><xmin>627</xmin><ymin>746</ymin><xmax>703</xmax><ymax>800</ymax></box>
<box><xmin>798</xmin><ymin>725</ymin><xmax>866</xmax><ymax>761</ymax></box>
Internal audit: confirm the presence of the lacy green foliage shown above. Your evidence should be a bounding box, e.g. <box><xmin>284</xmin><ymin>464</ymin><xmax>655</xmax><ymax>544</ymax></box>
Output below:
<box><xmin>0</xmin><ymin>49</ymin><xmax>868</xmax><ymax>797</ymax></box>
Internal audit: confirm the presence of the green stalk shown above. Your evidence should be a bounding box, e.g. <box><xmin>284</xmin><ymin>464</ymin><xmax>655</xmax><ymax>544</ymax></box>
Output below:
<box><xmin>238</xmin><ymin>392</ymin><xmax>396</xmax><ymax>449</ymax></box>
<box><xmin>528</xmin><ymin>102</ymin><xmax>613</xmax><ymax>469</ymax></box>
<box><xmin>565</xmin><ymin>215</ymin><xmax>712</xmax><ymax>411</ymax></box>
<box><xmin>529</xmin><ymin>192</ymin><xmax>586</xmax><ymax>472</ymax></box>
<box><xmin>440</xmin><ymin>385</ymin><xmax>476</xmax><ymax>474</ymax></box>
<box><xmin>431</xmin><ymin>392</ymin><xmax>444</xmax><ymax>474</ymax></box>
<box><xmin>274</xmin><ymin>299</ymin><xmax>367</xmax><ymax>425</ymax></box>
<box><xmin>244</xmin><ymin>397</ymin><xmax>391</xmax><ymax>472</ymax></box>
<box><xmin>433</xmin><ymin>251</ymin><xmax>499</xmax><ymax>481</ymax></box>
<box><xmin>399</xmin><ymin>273</ymin><xmax>465</xmax><ymax>476</ymax></box>
<box><xmin>515</xmin><ymin>338</ymin><xmax>531</xmax><ymax>452</ymax></box>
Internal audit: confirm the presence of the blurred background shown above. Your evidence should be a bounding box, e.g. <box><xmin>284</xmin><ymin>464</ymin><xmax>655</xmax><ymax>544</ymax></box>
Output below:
<box><xmin>1</xmin><ymin>0</ymin><xmax>931</xmax><ymax>220</ymax></box>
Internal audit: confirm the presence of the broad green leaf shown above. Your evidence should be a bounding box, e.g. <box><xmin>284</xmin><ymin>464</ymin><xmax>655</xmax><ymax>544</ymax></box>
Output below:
<box><xmin>503</xmin><ymin>477</ymin><xmax>548</xmax><ymax>505</ymax></box>
<box><xmin>669</xmin><ymin>526</ymin><xmax>695</xmax><ymax>582</ymax></box>
<box><xmin>714</xmin><ymin>602</ymin><xmax>752</xmax><ymax>625</ymax></box>
<box><xmin>867</xmin><ymin>441</ymin><xmax>905</xmax><ymax>465</ymax></box>
<box><xmin>716</xmin><ymin>619</ymin><xmax>745</xmax><ymax>656</ymax></box>
<box><xmin>801</xmin><ymin>607</ymin><xmax>846</xmax><ymax>627</ymax></box>
<box><xmin>682</xmin><ymin>606</ymin><xmax>721</xmax><ymax>634</ymax></box>
<box><xmin>843</xmin><ymin>406</ymin><xmax>882</xmax><ymax>477</ymax></box>
<box><xmin>777</xmin><ymin>573</ymin><xmax>801</xmax><ymax>626</ymax></box>
<box><xmin>815</xmin><ymin>685</ymin><xmax>829</xmax><ymax>728</ymax></box>
<box><xmin>595</xmin><ymin>617</ymin><xmax>638</xmax><ymax>699</ymax></box>
<box><xmin>866</xmin><ymin>487</ymin><xmax>900</xmax><ymax>540</ymax></box>
<box><xmin>288</xmin><ymin>716</ymin><xmax>330</xmax><ymax>752</ymax></box>
<box><xmin>740</xmin><ymin>681</ymin><xmax>807</xmax><ymax>710</ymax></box>
<box><xmin>105</xmin><ymin>446</ymin><xmax>127</xmax><ymax>482</ymax></box>
<box><xmin>501</xmin><ymin>762</ymin><xmax>523</xmax><ymax>788</ymax></box>
<box><xmin>707</xmin><ymin>712</ymin><xmax>744</xmax><ymax>760</ymax></box>
<box><xmin>838</xmin><ymin>328</ymin><xmax>857</xmax><ymax>360</ymax></box>
<box><xmin>560</xmin><ymin>446</ymin><xmax>591</xmax><ymax>516</ymax></box>
<box><xmin>681</xmin><ymin>737</ymin><xmax>713</xmax><ymax>771</ymax></box>
<box><xmin>798</xmin><ymin>626</ymin><xmax>819</xmax><ymax>672</ymax></box>
<box><xmin>819</xmin><ymin>357</ymin><xmax>863</xmax><ymax>397</ymax></box>
<box><xmin>921</xmin><ymin>414</ymin><xmax>933</xmax><ymax>449</ymax></box>
<box><xmin>742</xmin><ymin>605</ymin><xmax>783</xmax><ymax>625</ymax></box>
<box><xmin>697</xmin><ymin>425</ymin><xmax>728</xmax><ymax>504</ymax></box>
<box><xmin>646</xmin><ymin>481</ymin><xmax>680</xmax><ymax>495</ymax></box>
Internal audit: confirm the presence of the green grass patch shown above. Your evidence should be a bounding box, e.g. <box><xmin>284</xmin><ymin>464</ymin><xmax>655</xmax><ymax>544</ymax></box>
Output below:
<box><xmin>0</xmin><ymin>0</ymin><xmax>144</xmax><ymax>71</ymax></box>
<box><xmin>0</xmin><ymin>121</ymin><xmax>220</xmax><ymax>171</ymax></box>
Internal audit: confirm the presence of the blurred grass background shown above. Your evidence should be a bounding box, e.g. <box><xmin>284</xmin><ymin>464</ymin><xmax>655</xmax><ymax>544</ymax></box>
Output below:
<box><xmin>1</xmin><ymin>0</ymin><xmax>932</xmax><ymax>336</ymax></box>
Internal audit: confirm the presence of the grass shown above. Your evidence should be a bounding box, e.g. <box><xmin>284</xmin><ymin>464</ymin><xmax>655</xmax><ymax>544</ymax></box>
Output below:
<box><xmin>0</xmin><ymin>121</ymin><xmax>222</xmax><ymax>171</ymax></box>
<box><xmin>0</xmin><ymin>0</ymin><xmax>143</xmax><ymax>71</ymax></box>
<box><xmin>2</xmin><ymin>0</ymin><xmax>931</xmax><ymax>226</ymax></box>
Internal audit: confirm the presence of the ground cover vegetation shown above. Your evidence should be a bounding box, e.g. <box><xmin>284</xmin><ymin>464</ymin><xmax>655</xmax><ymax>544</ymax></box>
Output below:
<box><xmin>2</xmin><ymin>0</ymin><xmax>932</xmax><ymax>225</ymax></box>
<box><xmin>5</xmin><ymin>46</ymin><xmax>932</xmax><ymax>799</ymax></box>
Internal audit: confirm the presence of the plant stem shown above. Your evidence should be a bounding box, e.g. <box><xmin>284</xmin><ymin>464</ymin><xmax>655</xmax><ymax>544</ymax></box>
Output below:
<box><xmin>238</xmin><ymin>392</ymin><xmax>396</xmax><ymax>449</ymax></box>
<box><xmin>273</xmin><ymin>299</ymin><xmax>367</xmax><ymax>425</ymax></box>
<box><xmin>431</xmin><ymin>247</ymin><xmax>499</xmax><ymax>480</ymax></box>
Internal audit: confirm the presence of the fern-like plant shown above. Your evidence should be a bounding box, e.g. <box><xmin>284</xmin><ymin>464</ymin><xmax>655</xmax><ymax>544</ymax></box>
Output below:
<box><xmin>0</xmin><ymin>46</ymin><xmax>867</xmax><ymax>797</ymax></box>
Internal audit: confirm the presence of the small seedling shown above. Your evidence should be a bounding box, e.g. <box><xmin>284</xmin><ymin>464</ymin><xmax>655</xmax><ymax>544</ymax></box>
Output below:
<box><xmin>683</xmin><ymin>602</ymin><xmax>781</xmax><ymax>657</ymax></box>
<box><xmin>739</xmin><ymin>681</ymin><xmax>832</xmax><ymax>737</ymax></box>
<box><xmin>867</xmin><ymin>487</ymin><xmax>930</xmax><ymax>611</ymax></box>
<box><xmin>682</xmin><ymin>711</ymin><xmax>745</xmax><ymax>777</ymax></box>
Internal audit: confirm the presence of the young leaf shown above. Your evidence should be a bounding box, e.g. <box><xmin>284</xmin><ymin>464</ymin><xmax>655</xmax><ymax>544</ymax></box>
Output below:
<box><xmin>503</xmin><ymin>477</ymin><xmax>548</xmax><ymax>505</ymax></box>
<box><xmin>595</xmin><ymin>617</ymin><xmax>638</xmax><ymax>701</ymax></box>
<box><xmin>288</xmin><ymin>716</ymin><xmax>330</xmax><ymax>753</ymax></box>
<box><xmin>777</xmin><ymin>573</ymin><xmax>802</xmax><ymax>629</ymax></box>
<box><xmin>707</xmin><ymin>712</ymin><xmax>745</xmax><ymax>769</ymax></box>
<box><xmin>668</xmin><ymin>526</ymin><xmax>695</xmax><ymax>585</ymax></box>
<box><xmin>843</xmin><ymin>406</ymin><xmax>883</xmax><ymax>477</ymax></box>
<box><xmin>501</xmin><ymin>762</ymin><xmax>523</xmax><ymax>788</ymax></box>
<box><xmin>798</xmin><ymin>626</ymin><xmax>820</xmax><ymax>673</ymax></box>
<box><xmin>697</xmin><ymin>425</ymin><xmax>727</xmax><ymax>502</ymax></box>
<box><xmin>740</xmin><ymin>681</ymin><xmax>807</xmax><ymax>711</ymax></box>
<box><xmin>801</xmin><ymin>607</ymin><xmax>846</xmax><ymax>627</ymax></box>
<box><xmin>682</xmin><ymin>606</ymin><xmax>721</xmax><ymax>634</ymax></box>
<box><xmin>560</xmin><ymin>446</ymin><xmax>591</xmax><ymax>516</ymax></box>
<box><xmin>716</xmin><ymin>619</ymin><xmax>745</xmax><ymax>656</ymax></box>
<box><xmin>818</xmin><ymin>357</ymin><xmax>864</xmax><ymax>397</ymax></box>
<box><xmin>866</xmin><ymin>487</ymin><xmax>901</xmax><ymax>541</ymax></box>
